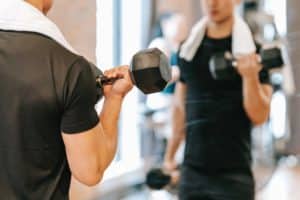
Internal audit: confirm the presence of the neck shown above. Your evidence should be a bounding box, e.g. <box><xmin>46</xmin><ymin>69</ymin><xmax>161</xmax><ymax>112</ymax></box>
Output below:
<box><xmin>206</xmin><ymin>15</ymin><xmax>234</xmax><ymax>39</ymax></box>
<box><xmin>25</xmin><ymin>0</ymin><xmax>44</xmax><ymax>13</ymax></box>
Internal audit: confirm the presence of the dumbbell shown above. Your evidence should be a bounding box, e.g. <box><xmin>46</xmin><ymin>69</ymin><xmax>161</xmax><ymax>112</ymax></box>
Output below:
<box><xmin>146</xmin><ymin>168</ymin><xmax>180</xmax><ymax>190</ymax></box>
<box><xmin>91</xmin><ymin>48</ymin><xmax>171</xmax><ymax>101</ymax></box>
<box><xmin>209</xmin><ymin>47</ymin><xmax>284</xmax><ymax>80</ymax></box>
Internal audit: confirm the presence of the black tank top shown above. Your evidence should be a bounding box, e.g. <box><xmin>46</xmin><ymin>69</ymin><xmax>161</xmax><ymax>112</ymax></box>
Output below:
<box><xmin>179</xmin><ymin>35</ymin><xmax>270</xmax><ymax>171</ymax></box>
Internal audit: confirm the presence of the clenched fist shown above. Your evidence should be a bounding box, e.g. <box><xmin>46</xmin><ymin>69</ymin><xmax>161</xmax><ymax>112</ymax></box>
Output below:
<box><xmin>103</xmin><ymin>66</ymin><xmax>134</xmax><ymax>98</ymax></box>
<box><xmin>236</xmin><ymin>53</ymin><xmax>262</xmax><ymax>80</ymax></box>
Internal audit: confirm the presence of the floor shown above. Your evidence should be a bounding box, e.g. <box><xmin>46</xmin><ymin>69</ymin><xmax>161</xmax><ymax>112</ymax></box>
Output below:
<box><xmin>70</xmin><ymin>164</ymin><xmax>300</xmax><ymax>200</ymax></box>
<box><xmin>256</xmin><ymin>166</ymin><xmax>300</xmax><ymax>200</ymax></box>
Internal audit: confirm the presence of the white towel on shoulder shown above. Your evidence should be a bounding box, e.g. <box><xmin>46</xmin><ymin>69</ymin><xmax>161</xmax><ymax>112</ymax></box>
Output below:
<box><xmin>180</xmin><ymin>14</ymin><xmax>256</xmax><ymax>61</ymax></box>
<box><xmin>0</xmin><ymin>0</ymin><xmax>77</xmax><ymax>54</ymax></box>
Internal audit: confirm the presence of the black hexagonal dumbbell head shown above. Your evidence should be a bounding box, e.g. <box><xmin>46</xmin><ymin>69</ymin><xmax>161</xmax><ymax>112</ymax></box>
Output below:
<box><xmin>92</xmin><ymin>48</ymin><xmax>171</xmax><ymax>101</ymax></box>
<box><xmin>146</xmin><ymin>168</ymin><xmax>171</xmax><ymax>190</ymax></box>
<box><xmin>131</xmin><ymin>48</ymin><xmax>171</xmax><ymax>94</ymax></box>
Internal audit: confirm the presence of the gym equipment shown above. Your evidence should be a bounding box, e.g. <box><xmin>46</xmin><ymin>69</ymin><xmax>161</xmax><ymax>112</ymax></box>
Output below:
<box><xmin>92</xmin><ymin>48</ymin><xmax>171</xmax><ymax>101</ymax></box>
<box><xmin>146</xmin><ymin>167</ymin><xmax>180</xmax><ymax>191</ymax></box>
<box><xmin>146</xmin><ymin>168</ymin><xmax>172</xmax><ymax>190</ymax></box>
<box><xmin>209</xmin><ymin>47</ymin><xmax>284</xmax><ymax>80</ymax></box>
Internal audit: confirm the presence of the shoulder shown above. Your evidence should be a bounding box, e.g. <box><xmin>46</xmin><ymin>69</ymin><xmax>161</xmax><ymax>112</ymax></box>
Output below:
<box><xmin>21</xmin><ymin>32</ymin><xmax>85</xmax><ymax>70</ymax></box>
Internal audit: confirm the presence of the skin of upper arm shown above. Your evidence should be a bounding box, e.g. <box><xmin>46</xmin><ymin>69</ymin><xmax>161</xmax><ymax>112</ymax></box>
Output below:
<box><xmin>250</xmin><ymin>83</ymin><xmax>273</xmax><ymax>125</ymax></box>
<box><xmin>261</xmin><ymin>83</ymin><xmax>273</xmax><ymax>119</ymax></box>
<box><xmin>262</xmin><ymin>84</ymin><xmax>273</xmax><ymax>101</ymax></box>
<box><xmin>174</xmin><ymin>82</ymin><xmax>187</xmax><ymax>109</ymax></box>
<box><xmin>172</xmin><ymin>82</ymin><xmax>187</xmax><ymax>137</ymax></box>
<box><xmin>62</xmin><ymin>121</ymin><xmax>105</xmax><ymax>186</ymax></box>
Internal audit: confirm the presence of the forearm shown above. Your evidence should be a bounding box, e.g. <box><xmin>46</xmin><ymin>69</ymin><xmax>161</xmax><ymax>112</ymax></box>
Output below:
<box><xmin>164</xmin><ymin>134</ymin><xmax>184</xmax><ymax>162</ymax></box>
<box><xmin>243</xmin><ymin>75</ymin><xmax>271</xmax><ymax>125</ymax></box>
<box><xmin>98</xmin><ymin>95</ymin><xmax>124</xmax><ymax>170</ymax></box>
<box><xmin>164</xmin><ymin>106</ymin><xmax>185</xmax><ymax>161</ymax></box>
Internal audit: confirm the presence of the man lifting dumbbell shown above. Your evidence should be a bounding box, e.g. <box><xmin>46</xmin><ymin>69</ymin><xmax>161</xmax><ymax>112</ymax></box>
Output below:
<box><xmin>163</xmin><ymin>0</ymin><xmax>274</xmax><ymax>200</ymax></box>
<box><xmin>0</xmin><ymin>0</ymin><xmax>170</xmax><ymax>199</ymax></box>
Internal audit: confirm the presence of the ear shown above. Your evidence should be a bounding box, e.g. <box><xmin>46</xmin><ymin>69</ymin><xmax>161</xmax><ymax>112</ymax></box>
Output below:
<box><xmin>43</xmin><ymin>0</ymin><xmax>53</xmax><ymax>14</ymax></box>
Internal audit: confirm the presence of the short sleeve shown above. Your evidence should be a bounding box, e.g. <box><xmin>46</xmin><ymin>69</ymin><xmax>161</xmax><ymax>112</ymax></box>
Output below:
<box><xmin>61</xmin><ymin>58</ymin><xmax>99</xmax><ymax>134</ymax></box>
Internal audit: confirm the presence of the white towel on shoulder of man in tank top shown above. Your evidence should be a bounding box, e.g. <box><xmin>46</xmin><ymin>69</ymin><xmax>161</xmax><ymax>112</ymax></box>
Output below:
<box><xmin>0</xmin><ymin>0</ymin><xmax>77</xmax><ymax>54</ymax></box>
<box><xmin>180</xmin><ymin>14</ymin><xmax>256</xmax><ymax>61</ymax></box>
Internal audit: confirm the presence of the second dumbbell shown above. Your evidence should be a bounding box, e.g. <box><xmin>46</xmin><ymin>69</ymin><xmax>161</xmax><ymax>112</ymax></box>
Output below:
<box><xmin>209</xmin><ymin>47</ymin><xmax>284</xmax><ymax>80</ymax></box>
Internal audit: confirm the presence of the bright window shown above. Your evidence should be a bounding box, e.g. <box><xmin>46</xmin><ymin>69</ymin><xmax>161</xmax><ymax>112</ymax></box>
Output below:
<box><xmin>264</xmin><ymin>0</ymin><xmax>287</xmax><ymax>36</ymax></box>
<box><xmin>96</xmin><ymin>0</ymin><xmax>143</xmax><ymax>180</ymax></box>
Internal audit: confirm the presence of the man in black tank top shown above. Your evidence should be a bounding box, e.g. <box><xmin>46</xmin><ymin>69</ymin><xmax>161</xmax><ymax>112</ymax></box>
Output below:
<box><xmin>163</xmin><ymin>1</ymin><xmax>273</xmax><ymax>200</ymax></box>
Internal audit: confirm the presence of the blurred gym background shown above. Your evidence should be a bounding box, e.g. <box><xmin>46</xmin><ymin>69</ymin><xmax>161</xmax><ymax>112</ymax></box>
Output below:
<box><xmin>49</xmin><ymin>0</ymin><xmax>299</xmax><ymax>199</ymax></box>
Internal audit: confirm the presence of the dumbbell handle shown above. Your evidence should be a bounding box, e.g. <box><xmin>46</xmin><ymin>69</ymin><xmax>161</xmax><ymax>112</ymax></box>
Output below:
<box><xmin>96</xmin><ymin>73</ymin><xmax>135</xmax><ymax>87</ymax></box>
<box><xmin>226</xmin><ymin>52</ymin><xmax>262</xmax><ymax>68</ymax></box>
<box><xmin>96</xmin><ymin>75</ymin><xmax>119</xmax><ymax>85</ymax></box>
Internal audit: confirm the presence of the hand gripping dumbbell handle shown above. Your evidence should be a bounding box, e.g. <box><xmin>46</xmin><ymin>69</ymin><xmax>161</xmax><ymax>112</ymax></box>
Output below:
<box><xmin>96</xmin><ymin>73</ymin><xmax>135</xmax><ymax>87</ymax></box>
<box><xmin>96</xmin><ymin>75</ymin><xmax>118</xmax><ymax>86</ymax></box>
<box><xmin>93</xmin><ymin>48</ymin><xmax>171</xmax><ymax>95</ymax></box>
<box><xmin>226</xmin><ymin>51</ymin><xmax>262</xmax><ymax>68</ymax></box>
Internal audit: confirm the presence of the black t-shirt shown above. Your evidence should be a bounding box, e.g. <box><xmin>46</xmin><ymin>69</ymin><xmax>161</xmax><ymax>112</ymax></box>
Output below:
<box><xmin>179</xmin><ymin>35</ymin><xmax>270</xmax><ymax>171</ymax></box>
<box><xmin>0</xmin><ymin>30</ymin><xmax>99</xmax><ymax>199</ymax></box>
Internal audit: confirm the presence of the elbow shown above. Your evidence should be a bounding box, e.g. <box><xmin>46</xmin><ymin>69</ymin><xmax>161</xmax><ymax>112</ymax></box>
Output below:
<box><xmin>76</xmin><ymin>169</ymin><xmax>104</xmax><ymax>186</ymax></box>
<box><xmin>251</xmin><ymin>111</ymin><xmax>270</xmax><ymax>126</ymax></box>
<box><xmin>84</xmin><ymin>174</ymin><xmax>103</xmax><ymax>187</ymax></box>
<box><xmin>246</xmin><ymin>103</ymin><xmax>270</xmax><ymax>126</ymax></box>
<box><xmin>71</xmin><ymin>158</ymin><xmax>106</xmax><ymax>186</ymax></box>
<box><xmin>252</xmin><ymin>116</ymin><xmax>269</xmax><ymax>126</ymax></box>
<box><xmin>84</xmin><ymin>167</ymin><xmax>104</xmax><ymax>186</ymax></box>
